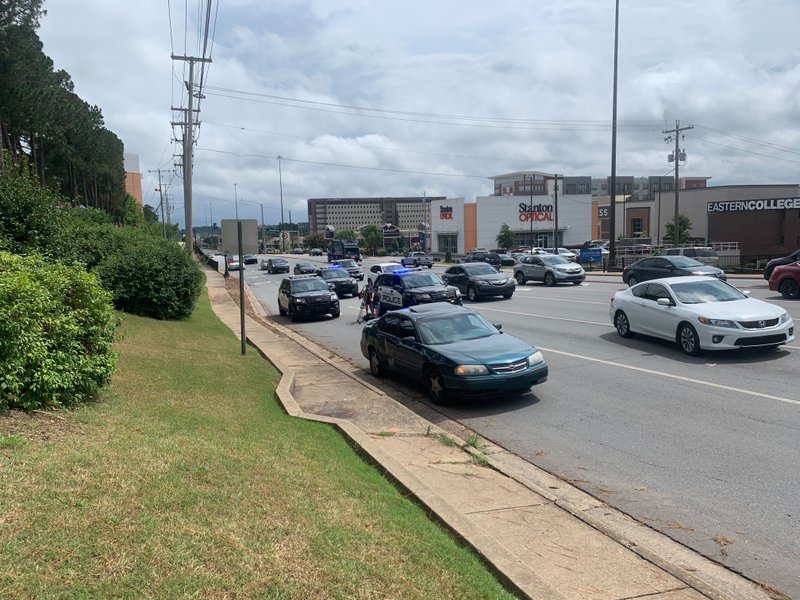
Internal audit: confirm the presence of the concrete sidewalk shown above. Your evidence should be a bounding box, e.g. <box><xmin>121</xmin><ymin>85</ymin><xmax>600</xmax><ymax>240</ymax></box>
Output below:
<box><xmin>205</xmin><ymin>268</ymin><xmax>773</xmax><ymax>600</ymax></box>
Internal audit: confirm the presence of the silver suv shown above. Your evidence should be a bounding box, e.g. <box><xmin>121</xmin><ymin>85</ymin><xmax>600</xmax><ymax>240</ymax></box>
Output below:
<box><xmin>659</xmin><ymin>247</ymin><xmax>719</xmax><ymax>267</ymax></box>
<box><xmin>514</xmin><ymin>254</ymin><xmax>586</xmax><ymax>286</ymax></box>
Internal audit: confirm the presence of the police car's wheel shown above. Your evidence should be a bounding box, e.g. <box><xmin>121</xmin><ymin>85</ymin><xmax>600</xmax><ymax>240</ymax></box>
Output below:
<box><xmin>278</xmin><ymin>303</ymin><xmax>286</xmax><ymax>316</ymax></box>
<box><xmin>331</xmin><ymin>309</ymin><xmax>340</xmax><ymax>318</ymax></box>
<box><xmin>369</xmin><ymin>348</ymin><xmax>384</xmax><ymax>377</ymax></box>
<box><xmin>426</xmin><ymin>367</ymin><xmax>448</xmax><ymax>405</ymax></box>
<box><xmin>289</xmin><ymin>305</ymin><xmax>298</xmax><ymax>322</ymax></box>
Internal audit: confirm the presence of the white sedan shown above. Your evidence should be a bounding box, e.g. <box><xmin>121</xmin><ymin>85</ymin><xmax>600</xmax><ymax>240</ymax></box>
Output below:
<box><xmin>609</xmin><ymin>276</ymin><xmax>794</xmax><ymax>355</ymax></box>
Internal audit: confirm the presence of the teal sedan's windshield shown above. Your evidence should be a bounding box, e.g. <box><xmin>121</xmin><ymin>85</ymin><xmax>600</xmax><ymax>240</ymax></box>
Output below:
<box><xmin>671</xmin><ymin>280</ymin><xmax>746</xmax><ymax>304</ymax></box>
<box><xmin>417</xmin><ymin>313</ymin><xmax>498</xmax><ymax>344</ymax></box>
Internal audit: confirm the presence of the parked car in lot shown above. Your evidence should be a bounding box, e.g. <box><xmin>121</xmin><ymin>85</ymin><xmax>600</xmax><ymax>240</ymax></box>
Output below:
<box><xmin>360</xmin><ymin>303</ymin><xmax>548</xmax><ymax>404</ymax></box>
<box><xmin>461</xmin><ymin>251</ymin><xmax>501</xmax><ymax>267</ymax></box>
<box><xmin>374</xmin><ymin>269</ymin><xmax>461</xmax><ymax>314</ymax></box>
<box><xmin>292</xmin><ymin>247</ymin><xmax>304</xmax><ymax>255</ymax></box>
<box><xmin>768</xmin><ymin>261</ymin><xmax>800</xmax><ymax>299</ymax></box>
<box><xmin>261</xmin><ymin>257</ymin><xmax>290</xmax><ymax>274</ymax></box>
<box><xmin>496</xmin><ymin>253</ymin><xmax>517</xmax><ymax>267</ymax></box>
<box><xmin>367</xmin><ymin>261</ymin><xmax>406</xmax><ymax>285</ymax></box>
<box><xmin>658</xmin><ymin>246</ymin><xmax>719</xmax><ymax>267</ymax></box>
<box><xmin>400</xmin><ymin>251</ymin><xmax>434</xmax><ymax>268</ymax></box>
<box><xmin>610</xmin><ymin>276</ymin><xmax>794</xmax><ymax>355</ymax></box>
<box><xmin>332</xmin><ymin>258</ymin><xmax>364</xmax><ymax>281</ymax></box>
<box><xmin>277</xmin><ymin>275</ymin><xmax>340</xmax><ymax>321</ymax></box>
<box><xmin>318</xmin><ymin>266</ymin><xmax>359</xmax><ymax>298</ymax></box>
<box><xmin>293</xmin><ymin>261</ymin><xmax>318</xmax><ymax>275</ymax></box>
<box><xmin>243</xmin><ymin>254</ymin><xmax>258</xmax><ymax>265</ymax></box>
<box><xmin>763</xmin><ymin>248</ymin><xmax>800</xmax><ymax>280</ymax></box>
<box><xmin>442</xmin><ymin>262</ymin><xmax>515</xmax><ymax>301</ymax></box>
<box><xmin>622</xmin><ymin>255</ymin><xmax>726</xmax><ymax>287</ymax></box>
<box><xmin>514</xmin><ymin>254</ymin><xmax>585</xmax><ymax>286</ymax></box>
<box><xmin>544</xmin><ymin>247</ymin><xmax>578</xmax><ymax>261</ymax></box>
<box><xmin>308</xmin><ymin>248</ymin><xmax>322</xmax><ymax>256</ymax></box>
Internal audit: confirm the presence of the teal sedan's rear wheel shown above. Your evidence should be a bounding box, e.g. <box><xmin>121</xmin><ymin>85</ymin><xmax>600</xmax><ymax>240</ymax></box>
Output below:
<box><xmin>779</xmin><ymin>279</ymin><xmax>799</xmax><ymax>299</ymax></box>
<box><xmin>425</xmin><ymin>367</ymin><xmax>449</xmax><ymax>405</ymax></box>
<box><xmin>369</xmin><ymin>348</ymin><xmax>384</xmax><ymax>377</ymax></box>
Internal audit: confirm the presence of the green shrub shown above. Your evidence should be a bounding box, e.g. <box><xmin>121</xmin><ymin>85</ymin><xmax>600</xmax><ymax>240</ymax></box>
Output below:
<box><xmin>375</xmin><ymin>247</ymin><xmax>387</xmax><ymax>257</ymax></box>
<box><xmin>0</xmin><ymin>161</ymin><xmax>67</xmax><ymax>258</ymax></box>
<box><xmin>96</xmin><ymin>235</ymin><xmax>203</xmax><ymax>320</ymax></box>
<box><xmin>0</xmin><ymin>252</ymin><xmax>118</xmax><ymax>410</ymax></box>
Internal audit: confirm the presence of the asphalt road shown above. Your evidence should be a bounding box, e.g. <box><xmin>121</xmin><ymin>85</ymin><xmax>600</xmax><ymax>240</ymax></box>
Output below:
<box><xmin>236</xmin><ymin>253</ymin><xmax>800</xmax><ymax>596</ymax></box>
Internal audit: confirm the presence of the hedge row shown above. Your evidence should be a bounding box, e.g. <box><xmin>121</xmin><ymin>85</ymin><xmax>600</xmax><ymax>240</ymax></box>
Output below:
<box><xmin>0</xmin><ymin>252</ymin><xmax>118</xmax><ymax>410</ymax></box>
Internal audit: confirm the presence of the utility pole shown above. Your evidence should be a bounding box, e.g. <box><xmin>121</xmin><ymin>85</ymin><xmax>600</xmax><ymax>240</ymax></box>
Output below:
<box><xmin>148</xmin><ymin>168</ymin><xmax>172</xmax><ymax>238</ymax></box>
<box><xmin>171</xmin><ymin>54</ymin><xmax>211</xmax><ymax>255</ymax></box>
<box><xmin>278</xmin><ymin>155</ymin><xmax>285</xmax><ymax>253</ymax></box>
<box><xmin>234</xmin><ymin>183</ymin><xmax>239</xmax><ymax>220</ymax></box>
<box><xmin>608</xmin><ymin>0</ymin><xmax>620</xmax><ymax>268</ymax></box>
<box><xmin>552</xmin><ymin>173</ymin><xmax>559</xmax><ymax>248</ymax></box>
<box><xmin>662</xmin><ymin>120</ymin><xmax>693</xmax><ymax>246</ymax></box>
<box><xmin>259</xmin><ymin>202</ymin><xmax>265</xmax><ymax>252</ymax></box>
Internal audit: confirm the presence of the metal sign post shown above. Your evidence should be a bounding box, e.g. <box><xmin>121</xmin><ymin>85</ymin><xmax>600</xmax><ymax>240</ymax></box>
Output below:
<box><xmin>221</xmin><ymin>219</ymin><xmax>259</xmax><ymax>356</ymax></box>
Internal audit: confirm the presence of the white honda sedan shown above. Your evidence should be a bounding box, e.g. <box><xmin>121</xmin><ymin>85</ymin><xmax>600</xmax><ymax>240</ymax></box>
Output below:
<box><xmin>609</xmin><ymin>276</ymin><xmax>794</xmax><ymax>355</ymax></box>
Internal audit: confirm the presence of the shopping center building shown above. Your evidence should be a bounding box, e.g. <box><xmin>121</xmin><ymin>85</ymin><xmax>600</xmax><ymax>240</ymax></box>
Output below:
<box><xmin>308</xmin><ymin>175</ymin><xmax>799</xmax><ymax>258</ymax></box>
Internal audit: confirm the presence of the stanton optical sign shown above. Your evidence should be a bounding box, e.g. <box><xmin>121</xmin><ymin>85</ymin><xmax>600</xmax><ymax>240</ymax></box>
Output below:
<box><xmin>439</xmin><ymin>206</ymin><xmax>454</xmax><ymax>220</ymax></box>
<box><xmin>518</xmin><ymin>202</ymin><xmax>554</xmax><ymax>222</ymax></box>
<box><xmin>707</xmin><ymin>197</ymin><xmax>800</xmax><ymax>212</ymax></box>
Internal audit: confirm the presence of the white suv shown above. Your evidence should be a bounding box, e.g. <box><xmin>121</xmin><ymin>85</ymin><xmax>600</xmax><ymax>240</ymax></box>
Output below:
<box><xmin>367</xmin><ymin>262</ymin><xmax>406</xmax><ymax>285</ymax></box>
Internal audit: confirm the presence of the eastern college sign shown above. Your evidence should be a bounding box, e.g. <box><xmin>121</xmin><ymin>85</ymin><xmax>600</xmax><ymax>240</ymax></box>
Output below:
<box><xmin>707</xmin><ymin>197</ymin><xmax>800</xmax><ymax>212</ymax></box>
<box><xmin>518</xmin><ymin>202</ymin><xmax>554</xmax><ymax>222</ymax></box>
<box><xmin>439</xmin><ymin>206</ymin><xmax>453</xmax><ymax>220</ymax></box>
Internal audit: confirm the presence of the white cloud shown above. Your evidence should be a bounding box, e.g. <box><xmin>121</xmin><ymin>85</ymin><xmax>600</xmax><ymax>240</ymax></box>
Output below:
<box><xmin>37</xmin><ymin>0</ymin><xmax>800</xmax><ymax>227</ymax></box>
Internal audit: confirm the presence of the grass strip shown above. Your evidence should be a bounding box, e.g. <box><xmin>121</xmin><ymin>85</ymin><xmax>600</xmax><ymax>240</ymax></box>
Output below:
<box><xmin>0</xmin><ymin>287</ymin><xmax>515</xmax><ymax>599</ymax></box>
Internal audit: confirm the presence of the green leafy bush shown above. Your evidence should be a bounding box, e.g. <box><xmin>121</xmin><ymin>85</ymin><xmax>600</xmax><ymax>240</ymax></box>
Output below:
<box><xmin>96</xmin><ymin>236</ymin><xmax>203</xmax><ymax>320</ymax></box>
<box><xmin>0</xmin><ymin>252</ymin><xmax>118</xmax><ymax>410</ymax></box>
<box><xmin>0</xmin><ymin>160</ymin><xmax>67</xmax><ymax>258</ymax></box>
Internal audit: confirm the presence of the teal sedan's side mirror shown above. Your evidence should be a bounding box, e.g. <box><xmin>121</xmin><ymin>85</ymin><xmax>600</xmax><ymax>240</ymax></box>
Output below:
<box><xmin>494</xmin><ymin>323</ymin><xmax>503</xmax><ymax>331</ymax></box>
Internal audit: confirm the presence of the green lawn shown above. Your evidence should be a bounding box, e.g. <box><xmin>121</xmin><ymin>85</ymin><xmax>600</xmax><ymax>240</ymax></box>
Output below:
<box><xmin>0</xmin><ymin>288</ymin><xmax>514</xmax><ymax>599</ymax></box>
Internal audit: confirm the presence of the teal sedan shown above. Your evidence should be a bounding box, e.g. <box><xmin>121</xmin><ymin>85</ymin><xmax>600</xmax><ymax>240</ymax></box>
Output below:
<box><xmin>360</xmin><ymin>303</ymin><xmax>548</xmax><ymax>404</ymax></box>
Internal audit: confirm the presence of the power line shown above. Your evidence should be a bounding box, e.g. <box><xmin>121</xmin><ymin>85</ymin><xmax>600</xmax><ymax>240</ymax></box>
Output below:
<box><xmin>195</xmin><ymin>146</ymin><xmax>490</xmax><ymax>179</ymax></box>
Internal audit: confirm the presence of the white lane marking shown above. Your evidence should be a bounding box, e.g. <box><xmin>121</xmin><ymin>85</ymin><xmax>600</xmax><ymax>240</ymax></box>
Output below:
<box><xmin>476</xmin><ymin>306</ymin><xmax>612</xmax><ymax>328</ymax></box>
<box><xmin>540</xmin><ymin>346</ymin><xmax>800</xmax><ymax>406</ymax></box>
<box><xmin>514</xmin><ymin>294</ymin><xmax>608</xmax><ymax>306</ymax></box>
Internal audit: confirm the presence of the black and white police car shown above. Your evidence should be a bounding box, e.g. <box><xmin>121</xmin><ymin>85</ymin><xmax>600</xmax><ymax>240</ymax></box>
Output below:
<box><xmin>374</xmin><ymin>268</ymin><xmax>461</xmax><ymax>315</ymax></box>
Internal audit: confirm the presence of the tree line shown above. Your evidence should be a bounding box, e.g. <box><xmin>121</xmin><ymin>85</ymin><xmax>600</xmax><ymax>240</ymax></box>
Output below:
<box><xmin>0</xmin><ymin>0</ymin><xmax>130</xmax><ymax>221</ymax></box>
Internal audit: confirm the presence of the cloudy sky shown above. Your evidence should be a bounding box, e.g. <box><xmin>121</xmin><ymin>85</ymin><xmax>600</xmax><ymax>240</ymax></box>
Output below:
<box><xmin>38</xmin><ymin>0</ymin><xmax>800</xmax><ymax>228</ymax></box>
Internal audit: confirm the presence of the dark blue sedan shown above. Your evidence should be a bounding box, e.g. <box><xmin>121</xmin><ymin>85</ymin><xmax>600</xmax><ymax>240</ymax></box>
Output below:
<box><xmin>360</xmin><ymin>303</ymin><xmax>548</xmax><ymax>404</ymax></box>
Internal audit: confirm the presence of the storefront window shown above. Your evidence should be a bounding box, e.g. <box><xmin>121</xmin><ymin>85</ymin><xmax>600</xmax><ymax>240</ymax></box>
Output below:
<box><xmin>436</xmin><ymin>234</ymin><xmax>458</xmax><ymax>255</ymax></box>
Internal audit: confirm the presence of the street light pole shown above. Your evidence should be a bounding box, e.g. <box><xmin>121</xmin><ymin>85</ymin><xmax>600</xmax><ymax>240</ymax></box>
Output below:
<box><xmin>234</xmin><ymin>183</ymin><xmax>239</xmax><ymax>220</ymax></box>
<box><xmin>528</xmin><ymin>174</ymin><xmax>533</xmax><ymax>249</ymax></box>
<box><xmin>278</xmin><ymin>155</ymin><xmax>285</xmax><ymax>253</ymax></box>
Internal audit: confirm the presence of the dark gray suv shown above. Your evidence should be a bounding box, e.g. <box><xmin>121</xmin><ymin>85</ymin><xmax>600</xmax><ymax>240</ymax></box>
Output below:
<box><xmin>461</xmin><ymin>251</ymin><xmax>501</xmax><ymax>267</ymax></box>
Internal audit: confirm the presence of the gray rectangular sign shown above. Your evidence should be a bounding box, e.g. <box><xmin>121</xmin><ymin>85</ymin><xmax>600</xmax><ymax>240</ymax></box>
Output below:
<box><xmin>221</xmin><ymin>219</ymin><xmax>259</xmax><ymax>255</ymax></box>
